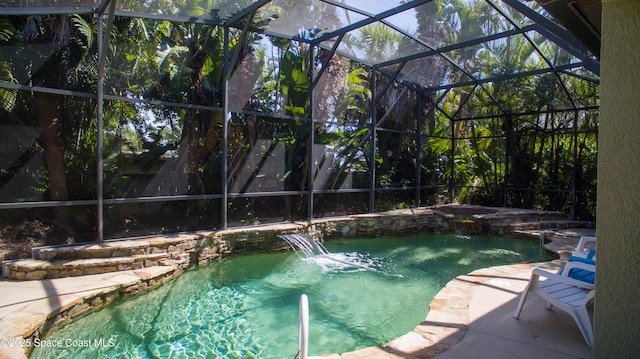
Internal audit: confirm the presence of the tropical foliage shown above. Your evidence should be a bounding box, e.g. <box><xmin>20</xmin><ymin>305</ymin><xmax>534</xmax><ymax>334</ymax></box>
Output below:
<box><xmin>0</xmin><ymin>0</ymin><xmax>598</xmax><ymax>243</ymax></box>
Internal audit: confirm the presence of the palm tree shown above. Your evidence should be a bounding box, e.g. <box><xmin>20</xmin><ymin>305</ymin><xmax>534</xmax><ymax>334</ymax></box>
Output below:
<box><xmin>0</xmin><ymin>17</ymin><xmax>17</xmax><ymax>112</ymax></box>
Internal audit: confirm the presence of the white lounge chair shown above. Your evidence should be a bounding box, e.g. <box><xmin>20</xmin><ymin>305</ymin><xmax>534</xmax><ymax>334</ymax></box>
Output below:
<box><xmin>513</xmin><ymin>261</ymin><xmax>596</xmax><ymax>347</ymax></box>
<box><xmin>563</xmin><ymin>235</ymin><xmax>597</xmax><ymax>284</ymax></box>
<box><xmin>572</xmin><ymin>235</ymin><xmax>597</xmax><ymax>260</ymax></box>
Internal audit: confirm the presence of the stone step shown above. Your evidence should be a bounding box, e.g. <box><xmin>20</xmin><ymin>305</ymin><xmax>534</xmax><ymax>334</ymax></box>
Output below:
<box><xmin>1</xmin><ymin>252</ymin><xmax>187</xmax><ymax>280</ymax></box>
<box><xmin>490</xmin><ymin>219</ymin><xmax>593</xmax><ymax>235</ymax></box>
<box><xmin>478</xmin><ymin>209</ymin><xmax>568</xmax><ymax>224</ymax></box>
<box><xmin>31</xmin><ymin>233</ymin><xmax>207</xmax><ymax>261</ymax></box>
<box><xmin>32</xmin><ymin>240</ymin><xmax>151</xmax><ymax>260</ymax></box>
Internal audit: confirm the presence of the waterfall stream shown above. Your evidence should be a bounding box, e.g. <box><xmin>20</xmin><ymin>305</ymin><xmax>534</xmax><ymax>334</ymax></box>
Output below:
<box><xmin>279</xmin><ymin>233</ymin><xmax>329</xmax><ymax>257</ymax></box>
<box><xmin>278</xmin><ymin>233</ymin><xmax>397</xmax><ymax>275</ymax></box>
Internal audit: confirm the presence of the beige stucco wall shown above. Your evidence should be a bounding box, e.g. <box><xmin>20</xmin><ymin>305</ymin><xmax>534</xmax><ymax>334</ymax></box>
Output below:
<box><xmin>595</xmin><ymin>0</ymin><xmax>640</xmax><ymax>356</ymax></box>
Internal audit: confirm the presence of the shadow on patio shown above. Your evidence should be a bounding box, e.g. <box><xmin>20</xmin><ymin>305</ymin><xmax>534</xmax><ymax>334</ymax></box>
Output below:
<box><xmin>313</xmin><ymin>261</ymin><xmax>593</xmax><ymax>359</ymax></box>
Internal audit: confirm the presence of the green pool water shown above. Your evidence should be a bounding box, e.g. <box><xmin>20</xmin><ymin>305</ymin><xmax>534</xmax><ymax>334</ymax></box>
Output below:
<box><xmin>30</xmin><ymin>234</ymin><xmax>550</xmax><ymax>359</ymax></box>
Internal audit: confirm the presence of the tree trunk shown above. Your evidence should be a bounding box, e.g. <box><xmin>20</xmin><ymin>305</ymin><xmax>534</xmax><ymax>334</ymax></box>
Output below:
<box><xmin>35</xmin><ymin>93</ymin><xmax>71</xmax><ymax>230</ymax></box>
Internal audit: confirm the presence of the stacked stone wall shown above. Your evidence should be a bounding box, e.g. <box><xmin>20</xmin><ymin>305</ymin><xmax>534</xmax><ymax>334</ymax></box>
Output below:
<box><xmin>2</xmin><ymin>205</ymin><xmax>592</xmax><ymax>281</ymax></box>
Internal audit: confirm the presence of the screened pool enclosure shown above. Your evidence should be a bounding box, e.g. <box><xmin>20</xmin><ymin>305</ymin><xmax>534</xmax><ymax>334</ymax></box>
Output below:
<box><xmin>0</xmin><ymin>0</ymin><xmax>599</xmax><ymax>242</ymax></box>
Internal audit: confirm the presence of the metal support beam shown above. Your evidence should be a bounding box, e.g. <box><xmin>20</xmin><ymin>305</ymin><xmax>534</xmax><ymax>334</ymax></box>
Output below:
<box><xmin>532</xmin><ymin>24</ymin><xmax>600</xmax><ymax>76</ymax></box>
<box><xmin>224</xmin><ymin>0</ymin><xmax>271</xmax><ymax>26</ymax></box>
<box><xmin>308</xmin><ymin>45</ymin><xmax>315</xmax><ymax>220</ymax></box>
<box><xmin>499</xmin><ymin>0</ymin><xmax>600</xmax><ymax>75</ymax></box>
<box><xmin>226</xmin><ymin>10</ymin><xmax>257</xmax><ymax>81</ymax></box>
<box><xmin>489</xmin><ymin>1</ymin><xmax>579</xmax><ymax>113</ymax></box>
<box><xmin>415</xmin><ymin>101</ymin><xmax>424</xmax><ymax>207</ymax></box>
<box><xmin>310</xmin><ymin>0</ymin><xmax>431</xmax><ymax>45</ymax></box>
<box><xmin>449</xmin><ymin>117</ymin><xmax>456</xmax><ymax>204</ymax></box>
<box><xmin>420</xmin><ymin>62</ymin><xmax>588</xmax><ymax>93</ymax></box>
<box><xmin>503</xmin><ymin>115</ymin><xmax>513</xmax><ymax>207</ymax></box>
<box><xmin>374</xmin><ymin>26</ymin><xmax>530</xmax><ymax>69</ymax></box>
<box><xmin>97</xmin><ymin>14</ymin><xmax>105</xmax><ymax>243</ymax></box>
<box><xmin>0</xmin><ymin>7</ymin><xmax>96</xmax><ymax>15</ymax></box>
<box><xmin>571</xmin><ymin>109</ymin><xmax>579</xmax><ymax>220</ymax></box>
<box><xmin>374</xmin><ymin>62</ymin><xmax>406</xmax><ymax>105</ymax></box>
<box><xmin>96</xmin><ymin>0</ymin><xmax>113</xmax><ymax>14</ymax></box>
<box><xmin>450</xmin><ymin>84</ymin><xmax>479</xmax><ymax>120</ymax></box>
<box><xmin>310</xmin><ymin>34</ymin><xmax>345</xmax><ymax>92</ymax></box>
<box><xmin>222</xmin><ymin>27</ymin><xmax>230</xmax><ymax>229</ymax></box>
<box><xmin>96</xmin><ymin>0</ymin><xmax>117</xmax><ymax>242</ymax></box>
<box><xmin>369</xmin><ymin>70</ymin><xmax>377</xmax><ymax>213</ymax></box>
<box><xmin>113</xmin><ymin>10</ymin><xmax>222</xmax><ymax>25</ymax></box>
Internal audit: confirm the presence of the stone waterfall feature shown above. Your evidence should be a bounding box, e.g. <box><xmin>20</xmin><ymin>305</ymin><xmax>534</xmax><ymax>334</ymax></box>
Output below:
<box><xmin>279</xmin><ymin>233</ymin><xmax>328</xmax><ymax>257</ymax></box>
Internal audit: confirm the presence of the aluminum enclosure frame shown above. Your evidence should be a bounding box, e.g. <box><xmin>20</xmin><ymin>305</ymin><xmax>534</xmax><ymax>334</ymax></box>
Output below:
<box><xmin>0</xmin><ymin>0</ymin><xmax>599</xmax><ymax>241</ymax></box>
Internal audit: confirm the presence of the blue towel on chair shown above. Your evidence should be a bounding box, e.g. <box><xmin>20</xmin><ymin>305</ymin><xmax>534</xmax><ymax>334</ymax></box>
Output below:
<box><xmin>567</xmin><ymin>254</ymin><xmax>596</xmax><ymax>284</ymax></box>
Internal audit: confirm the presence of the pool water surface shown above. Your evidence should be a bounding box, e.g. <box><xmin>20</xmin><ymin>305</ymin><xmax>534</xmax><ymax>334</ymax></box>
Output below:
<box><xmin>30</xmin><ymin>234</ymin><xmax>550</xmax><ymax>358</ymax></box>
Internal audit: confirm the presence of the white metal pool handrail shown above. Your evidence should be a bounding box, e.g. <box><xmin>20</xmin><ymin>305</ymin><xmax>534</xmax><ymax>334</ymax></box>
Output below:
<box><xmin>299</xmin><ymin>294</ymin><xmax>309</xmax><ymax>359</ymax></box>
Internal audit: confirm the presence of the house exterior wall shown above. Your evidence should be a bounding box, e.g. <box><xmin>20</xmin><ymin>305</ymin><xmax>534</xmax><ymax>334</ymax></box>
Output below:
<box><xmin>595</xmin><ymin>0</ymin><xmax>640</xmax><ymax>356</ymax></box>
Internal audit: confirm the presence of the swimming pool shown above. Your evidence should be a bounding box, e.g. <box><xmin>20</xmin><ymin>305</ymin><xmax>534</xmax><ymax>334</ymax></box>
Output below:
<box><xmin>30</xmin><ymin>234</ymin><xmax>550</xmax><ymax>358</ymax></box>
